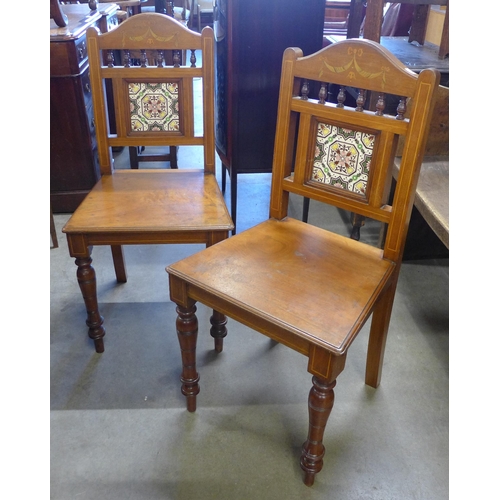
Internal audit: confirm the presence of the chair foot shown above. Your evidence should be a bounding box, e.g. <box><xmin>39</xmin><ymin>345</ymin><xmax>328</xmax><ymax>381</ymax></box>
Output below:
<box><xmin>210</xmin><ymin>310</ymin><xmax>227</xmax><ymax>352</ymax></box>
<box><xmin>94</xmin><ymin>338</ymin><xmax>105</xmax><ymax>353</ymax></box>
<box><xmin>214</xmin><ymin>338</ymin><xmax>223</xmax><ymax>353</ymax></box>
<box><xmin>350</xmin><ymin>225</ymin><xmax>361</xmax><ymax>241</ymax></box>
<box><xmin>302</xmin><ymin>197</ymin><xmax>310</xmax><ymax>223</ymax></box>
<box><xmin>176</xmin><ymin>303</ymin><xmax>200</xmax><ymax>412</ymax></box>
<box><xmin>111</xmin><ymin>245</ymin><xmax>127</xmax><ymax>283</ymax></box>
<box><xmin>350</xmin><ymin>213</ymin><xmax>365</xmax><ymax>241</ymax></box>
<box><xmin>170</xmin><ymin>145</ymin><xmax>178</xmax><ymax>168</ymax></box>
<box><xmin>129</xmin><ymin>146</ymin><xmax>139</xmax><ymax>169</ymax></box>
<box><xmin>303</xmin><ymin>471</ymin><xmax>315</xmax><ymax>487</ymax></box>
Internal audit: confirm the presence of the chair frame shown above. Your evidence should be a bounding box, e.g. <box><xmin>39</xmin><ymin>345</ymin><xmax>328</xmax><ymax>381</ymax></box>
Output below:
<box><xmin>167</xmin><ymin>38</ymin><xmax>439</xmax><ymax>486</ymax></box>
<box><xmin>63</xmin><ymin>14</ymin><xmax>233</xmax><ymax>353</ymax></box>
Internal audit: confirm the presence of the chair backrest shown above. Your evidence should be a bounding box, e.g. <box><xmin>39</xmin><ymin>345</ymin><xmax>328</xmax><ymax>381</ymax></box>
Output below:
<box><xmin>87</xmin><ymin>13</ymin><xmax>215</xmax><ymax>175</ymax></box>
<box><xmin>270</xmin><ymin>39</ymin><xmax>439</xmax><ymax>263</ymax></box>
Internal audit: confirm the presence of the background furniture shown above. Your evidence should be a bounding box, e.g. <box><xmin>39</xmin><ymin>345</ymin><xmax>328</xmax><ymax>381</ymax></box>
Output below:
<box><xmin>191</xmin><ymin>0</ymin><xmax>214</xmax><ymax>32</ymax></box>
<box><xmin>50</xmin><ymin>2</ymin><xmax>119</xmax><ymax>213</ymax></box>
<box><xmin>214</xmin><ymin>0</ymin><xmax>326</xmax><ymax>231</ymax></box>
<box><xmin>141</xmin><ymin>0</ymin><xmax>192</xmax><ymax>25</ymax></box>
<box><xmin>323</xmin><ymin>0</ymin><xmax>350</xmax><ymax>37</ymax></box>
<box><xmin>62</xmin><ymin>15</ymin><xmax>233</xmax><ymax>353</ymax></box>
<box><xmin>362</xmin><ymin>0</ymin><xmax>449</xmax><ymax>59</ymax></box>
<box><xmin>168</xmin><ymin>38</ymin><xmax>439</xmax><ymax>486</ymax></box>
<box><xmin>50</xmin><ymin>0</ymin><xmax>68</xmax><ymax>26</ymax></box>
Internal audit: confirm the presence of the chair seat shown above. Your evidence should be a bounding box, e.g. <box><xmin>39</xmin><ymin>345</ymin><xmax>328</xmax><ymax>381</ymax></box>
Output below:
<box><xmin>168</xmin><ymin>217</ymin><xmax>396</xmax><ymax>354</ymax></box>
<box><xmin>63</xmin><ymin>170</ymin><xmax>233</xmax><ymax>235</ymax></box>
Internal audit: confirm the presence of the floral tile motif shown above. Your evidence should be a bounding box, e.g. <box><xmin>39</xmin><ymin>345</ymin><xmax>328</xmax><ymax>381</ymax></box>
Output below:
<box><xmin>312</xmin><ymin>122</ymin><xmax>375</xmax><ymax>195</ymax></box>
<box><xmin>129</xmin><ymin>82</ymin><xmax>179</xmax><ymax>132</ymax></box>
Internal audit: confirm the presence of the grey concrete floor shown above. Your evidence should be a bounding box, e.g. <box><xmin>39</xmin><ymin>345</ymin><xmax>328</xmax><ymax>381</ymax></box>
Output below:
<box><xmin>50</xmin><ymin>144</ymin><xmax>449</xmax><ymax>499</ymax></box>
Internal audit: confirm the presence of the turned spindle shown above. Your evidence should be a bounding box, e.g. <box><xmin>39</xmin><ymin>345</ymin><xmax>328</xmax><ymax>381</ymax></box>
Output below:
<box><xmin>157</xmin><ymin>50</ymin><xmax>164</xmax><ymax>67</ymax></box>
<box><xmin>355</xmin><ymin>89</ymin><xmax>366</xmax><ymax>112</ymax></box>
<box><xmin>140</xmin><ymin>50</ymin><xmax>147</xmax><ymax>68</ymax></box>
<box><xmin>301</xmin><ymin>79</ymin><xmax>310</xmax><ymax>100</ymax></box>
<box><xmin>396</xmin><ymin>96</ymin><xmax>407</xmax><ymax>120</ymax></box>
<box><xmin>375</xmin><ymin>93</ymin><xmax>386</xmax><ymax>116</ymax></box>
<box><xmin>318</xmin><ymin>83</ymin><xmax>327</xmax><ymax>104</ymax></box>
<box><xmin>337</xmin><ymin>86</ymin><xmax>346</xmax><ymax>108</ymax></box>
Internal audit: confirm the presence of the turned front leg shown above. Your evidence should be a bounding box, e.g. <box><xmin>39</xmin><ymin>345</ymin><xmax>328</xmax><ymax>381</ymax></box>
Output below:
<box><xmin>75</xmin><ymin>254</ymin><xmax>105</xmax><ymax>353</ymax></box>
<box><xmin>176</xmin><ymin>303</ymin><xmax>200</xmax><ymax>412</ymax></box>
<box><xmin>301</xmin><ymin>376</ymin><xmax>336</xmax><ymax>486</ymax></box>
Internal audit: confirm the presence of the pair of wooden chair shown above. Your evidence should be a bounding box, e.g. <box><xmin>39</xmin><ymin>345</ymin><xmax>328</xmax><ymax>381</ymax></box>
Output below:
<box><xmin>63</xmin><ymin>13</ymin><xmax>439</xmax><ymax>486</ymax></box>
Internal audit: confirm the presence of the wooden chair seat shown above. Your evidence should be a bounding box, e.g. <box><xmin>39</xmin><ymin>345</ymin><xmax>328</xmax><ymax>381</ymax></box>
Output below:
<box><xmin>169</xmin><ymin>217</ymin><xmax>395</xmax><ymax>353</ymax></box>
<box><xmin>64</xmin><ymin>170</ymin><xmax>232</xmax><ymax>235</ymax></box>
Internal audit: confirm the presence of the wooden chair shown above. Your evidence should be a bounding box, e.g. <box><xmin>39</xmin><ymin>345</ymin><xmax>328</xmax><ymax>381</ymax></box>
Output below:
<box><xmin>167</xmin><ymin>39</ymin><xmax>439</xmax><ymax>485</ymax></box>
<box><xmin>63</xmin><ymin>14</ymin><xmax>233</xmax><ymax>353</ymax></box>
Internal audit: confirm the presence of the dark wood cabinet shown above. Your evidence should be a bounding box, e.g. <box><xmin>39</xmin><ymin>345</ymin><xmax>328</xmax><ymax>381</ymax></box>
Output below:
<box><xmin>50</xmin><ymin>3</ymin><xmax>119</xmax><ymax>213</ymax></box>
<box><xmin>214</xmin><ymin>0</ymin><xmax>326</xmax><ymax>228</ymax></box>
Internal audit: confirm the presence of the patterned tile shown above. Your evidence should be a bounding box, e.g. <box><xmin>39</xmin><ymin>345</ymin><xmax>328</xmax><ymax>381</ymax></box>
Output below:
<box><xmin>129</xmin><ymin>82</ymin><xmax>179</xmax><ymax>132</ymax></box>
<box><xmin>312</xmin><ymin>123</ymin><xmax>375</xmax><ymax>195</ymax></box>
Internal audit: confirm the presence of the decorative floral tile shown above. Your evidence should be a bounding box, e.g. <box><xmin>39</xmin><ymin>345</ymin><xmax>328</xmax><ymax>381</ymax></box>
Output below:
<box><xmin>129</xmin><ymin>82</ymin><xmax>179</xmax><ymax>132</ymax></box>
<box><xmin>312</xmin><ymin>122</ymin><xmax>375</xmax><ymax>195</ymax></box>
